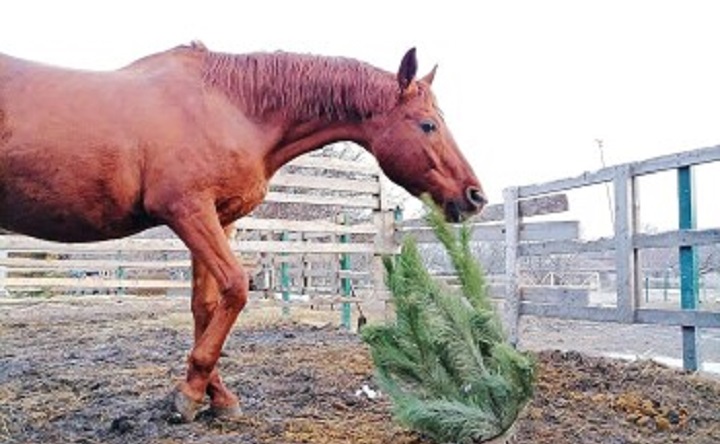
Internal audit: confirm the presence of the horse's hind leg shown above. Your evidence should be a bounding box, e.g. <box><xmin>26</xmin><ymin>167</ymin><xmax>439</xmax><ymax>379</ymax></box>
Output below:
<box><xmin>163</xmin><ymin>201</ymin><xmax>249</xmax><ymax>422</ymax></box>
<box><xmin>190</xmin><ymin>242</ymin><xmax>242</xmax><ymax>417</ymax></box>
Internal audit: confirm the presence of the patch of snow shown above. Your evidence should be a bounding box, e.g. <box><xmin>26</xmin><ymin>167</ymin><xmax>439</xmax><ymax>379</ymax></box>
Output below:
<box><xmin>355</xmin><ymin>384</ymin><xmax>380</xmax><ymax>399</ymax></box>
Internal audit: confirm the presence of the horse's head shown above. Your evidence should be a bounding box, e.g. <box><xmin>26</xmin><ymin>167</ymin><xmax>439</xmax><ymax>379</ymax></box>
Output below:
<box><xmin>365</xmin><ymin>48</ymin><xmax>486</xmax><ymax>222</ymax></box>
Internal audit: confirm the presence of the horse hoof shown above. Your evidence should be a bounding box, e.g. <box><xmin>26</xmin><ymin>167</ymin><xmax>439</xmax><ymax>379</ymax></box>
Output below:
<box><xmin>210</xmin><ymin>403</ymin><xmax>242</xmax><ymax>419</ymax></box>
<box><xmin>171</xmin><ymin>388</ymin><xmax>203</xmax><ymax>423</ymax></box>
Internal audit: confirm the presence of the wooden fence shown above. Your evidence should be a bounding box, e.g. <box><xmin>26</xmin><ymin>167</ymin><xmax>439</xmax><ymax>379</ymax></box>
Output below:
<box><xmin>499</xmin><ymin>145</ymin><xmax>720</xmax><ymax>371</ymax></box>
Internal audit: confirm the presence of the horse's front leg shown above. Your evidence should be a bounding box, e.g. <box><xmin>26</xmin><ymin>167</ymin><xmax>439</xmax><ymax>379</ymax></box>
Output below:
<box><xmin>162</xmin><ymin>202</ymin><xmax>249</xmax><ymax>422</ymax></box>
<box><xmin>190</xmin><ymin>232</ymin><xmax>242</xmax><ymax>418</ymax></box>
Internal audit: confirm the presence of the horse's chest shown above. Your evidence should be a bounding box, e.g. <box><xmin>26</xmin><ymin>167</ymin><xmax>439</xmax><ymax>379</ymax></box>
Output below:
<box><xmin>216</xmin><ymin>179</ymin><xmax>269</xmax><ymax>223</ymax></box>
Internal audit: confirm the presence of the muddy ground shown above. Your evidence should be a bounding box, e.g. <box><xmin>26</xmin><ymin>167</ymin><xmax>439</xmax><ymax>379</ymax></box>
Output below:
<box><xmin>0</xmin><ymin>296</ymin><xmax>719</xmax><ymax>444</ymax></box>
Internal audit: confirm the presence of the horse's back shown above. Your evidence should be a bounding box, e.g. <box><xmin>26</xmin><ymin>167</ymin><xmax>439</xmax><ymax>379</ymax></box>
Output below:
<box><xmin>0</xmin><ymin>49</ymin><xmax>205</xmax><ymax>242</ymax></box>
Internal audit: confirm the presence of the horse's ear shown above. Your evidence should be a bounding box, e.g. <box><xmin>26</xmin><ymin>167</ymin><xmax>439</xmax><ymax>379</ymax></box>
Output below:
<box><xmin>420</xmin><ymin>64</ymin><xmax>438</xmax><ymax>86</ymax></box>
<box><xmin>397</xmin><ymin>48</ymin><xmax>418</xmax><ymax>92</ymax></box>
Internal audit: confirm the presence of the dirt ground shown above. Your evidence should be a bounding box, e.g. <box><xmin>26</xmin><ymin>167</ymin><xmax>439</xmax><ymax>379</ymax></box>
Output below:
<box><xmin>0</xmin><ymin>296</ymin><xmax>719</xmax><ymax>444</ymax></box>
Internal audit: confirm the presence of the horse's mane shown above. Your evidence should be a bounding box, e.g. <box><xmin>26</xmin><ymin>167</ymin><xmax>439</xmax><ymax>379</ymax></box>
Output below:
<box><xmin>201</xmin><ymin>50</ymin><xmax>399</xmax><ymax>122</ymax></box>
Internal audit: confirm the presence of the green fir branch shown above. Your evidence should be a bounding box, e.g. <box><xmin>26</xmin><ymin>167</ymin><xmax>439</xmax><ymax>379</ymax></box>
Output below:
<box><xmin>362</xmin><ymin>202</ymin><xmax>536</xmax><ymax>443</ymax></box>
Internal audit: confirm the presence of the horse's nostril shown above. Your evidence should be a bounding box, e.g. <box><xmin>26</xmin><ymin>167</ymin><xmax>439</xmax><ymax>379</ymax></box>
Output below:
<box><xmin>466</xmin><ymin>187</ymin><xmax>487</xmax><ymax>209</ymax></box>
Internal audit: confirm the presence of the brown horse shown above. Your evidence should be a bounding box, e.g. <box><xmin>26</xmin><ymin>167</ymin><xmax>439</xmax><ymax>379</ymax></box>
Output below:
<box><xmin>0</xmin><ymin>42</ymin><xmax>486</xmax><ymax>421</ymax></box>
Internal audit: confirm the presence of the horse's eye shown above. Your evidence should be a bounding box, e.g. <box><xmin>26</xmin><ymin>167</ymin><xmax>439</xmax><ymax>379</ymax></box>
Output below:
<box><xmin>420</xmin><ymin>121</ymin><xmax>437</xmax><ymax>134</ymax></box>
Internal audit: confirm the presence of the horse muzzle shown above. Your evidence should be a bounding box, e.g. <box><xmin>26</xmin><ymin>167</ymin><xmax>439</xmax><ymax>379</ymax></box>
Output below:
<box><xmin>444</xmin><ymin>186</ymin><xmax>487</xmax><ymax>223</ymax></box>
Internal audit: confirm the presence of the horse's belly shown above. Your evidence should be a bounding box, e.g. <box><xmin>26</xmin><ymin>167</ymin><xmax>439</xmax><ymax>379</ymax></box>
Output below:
<box><xmin>0</xmin><ymin>195</ymin><xmax>154</xmax><ymax>242</ymax></box>
<box><xmin>0</xmin><ymin>159</ymin><xmax>152</xmax><ymax>242</ymax></box>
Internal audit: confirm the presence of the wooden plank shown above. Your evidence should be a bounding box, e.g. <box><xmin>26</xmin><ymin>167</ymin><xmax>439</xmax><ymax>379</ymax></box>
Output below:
<box><xmin>271</xmin><ymin>173</ymin><xmax>380</xmax><ymax>194</ymax></box>
<box><xmin>634</xmin><ymin>228</ymin><xmax>720</xmax><ymax>249</ymax></box>
<box><xmin>235</xmin><ymin>218</ymin><xmax>377</xmax><ymax>234</ymax></box>
<box><xmin>477</xmin><ymin>193</ymin><xmax>570</xmax><ymax>222</ymax></box>
<box><xmin>520</xmin><ymin>303</ymin><xmax>622</xmax><ymax>322</ymax></box>
<box><xmin>614</xmin><ymin>165</ymin><xmax>639</xmax><ymax>323</ymax></box>
<box><xmin>399</xmin><ymin>220</ymin><xmax>579</xmax><ymax>244</ymax></box>
<box><xmin>677</xmin><ymin>166</ymin><xmax>700</xmax><ymax>371</ymax></box>
<box><xmin>0</xmin><ymin>236</ymin><xmax>189</xmax><ymax>252</ymax></box>
<box><xmin>272</xmin><ymin>255</ymin><xmax>325</xmax><ymax>265</ymax></box>
<box><xmin>266</xmin><ymin>295</ymin><xmax>367</xmax><ymax>305</ymax></box>
<box><xmin>503</xmin><ymin>186</ymin><xmax>521</xmax><ymax>345</ymax></box>
<box><xmin>519</xmin><ymin>220</ymin><xmax>580</xmax><ymax>241</ymax></box>
<box><xmin>632</xmin><ymin>144</ymin><xmax>720</xmax><ymax>176</ymax></box>
<box><xmin>0</xmin><ymin>257</ymin><xmax>258</xmax><ymax>270</ymax></box>
<box><xmin>400</xmin><ymin>193</ymin><xmax>569</xmax><ymax>227</ymax></box>
<box><xmin>283</xmin><ymin>253</ymin><xmax>341</xmax><ymax>263</ymax></box>
<box><xmin>249</xmin><ymin>289</ymin><xmax>378</xmax><ymax>300</ymax></box>
<box><xmin>372</xmin><ymin>210</ymin><xmax>397</xmax><ymax>297</ymax></box>
<box><xmin>265</xmin><ymin>191</ymin><xmax>379</xmax><ymax>208</ymax></box>
<box><xmin>338</xmin><ymin>270</ymin><xmax>371</xmax><ymax>279</ymax></box>
<box><xmin>517</xmin><ymin>167</ymin><xmax>616</xmax><ymax>199</ymax></box>
<box><xmin>514</xmin><ymin>146</ymin><xmax>720</xmax><ymax>199</ymax></box>
<box><xmin>520</xmin><ymin>287</ymin><xmax>589</xmax><ymax>306</ymax></box>
<box><xmin>0</xmin><ymin>250</ymin><xmax>6</xmax><ymax>295</ymax></box>
<box><xmin>0</xmin><ymin>258</ymin><xmax>191</xmax><ymax>269</ymax></box>
<box><xmin>293</xmin><ymin>232</ymin><xmax>335</xmax><ymax>240</ymax></box>
<box><xmin>0</xmin><ymin>236</ymin><xmax>382</xmax><ymax>254</ymax></box>
<box><xmin>232</xmin><ymin>240</ymin><xmax>379</xmax><ymax>254</ymax></box>
<box><xmin>377</xmin><ymin>175</ymin><xmax>394</xmax><ymax>211</ymax></box>
<box><xmin>397</xmin><ymin>224</ymin><xmax>489</xmax><ymax>243</ymax></box>
<box><xmin>519</xmin><ymin>237</ymin><xmax>614</xmax><ymax>256</ymax></box>
<box><xmin>282</xmin><ymin>269</ymin><xmax>369</xmax><ymax>279</ymax></box>
<box><xmin>519</xmin><ymin>228</ymin><xmax>720</xmax><ymax>256</ymax></box>
<box><xmin>636</xmin><ymin>309</ymin><xmax>720</xmax><ymax>328</ymax></box>
<box><xmin>3</xmin><ymin>277</ymin><xmax>190</xmax><ymax>289</ymax></box>
<box><xmin>288</xmin><ymin>156</ymin><xmax>380</xmax><ymax>174</ymax></box>
<box><xmin>290</xmin><ymin>285</ymin><xmax>337</xmax><ymax>294</ymax></box>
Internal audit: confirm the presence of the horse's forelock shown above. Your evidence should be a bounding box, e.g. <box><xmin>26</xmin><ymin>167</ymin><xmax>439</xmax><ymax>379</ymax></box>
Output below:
<box><xmin>201</xmin><ymin>51</ymin><xmax>399</xmax><ymax>121</ymax></box>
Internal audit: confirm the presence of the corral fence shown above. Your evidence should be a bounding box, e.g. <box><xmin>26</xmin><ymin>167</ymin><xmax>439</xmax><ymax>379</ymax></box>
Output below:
<box><xmin>2</xmin><ymin>145</ymin><xmax>720</xmax><ymax>371</ymax></box>
<box><xmin>495</xmin><ymin>145</ymin><xmax>720</xmax><ymax>371</ymax></box>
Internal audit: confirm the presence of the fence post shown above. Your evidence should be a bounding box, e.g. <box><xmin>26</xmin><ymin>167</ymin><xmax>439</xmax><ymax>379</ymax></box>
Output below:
<box><xmin>371</xmin><ymin>173</ymin><xmax>401</xmax><ymax>320</ymax></box>
<box><xmin>0</xmin><ymin>250</ymin><xmax>7</xmax><ymax>297</ymax></box>
<box><xmin>394</xmin><ymin>206</ymin><xmax>403</xmax><ymax>223</ymax></box>
<box><xmin>301</xmin><ymin>232</ymin><xmax>310</xmax><ymax>298</ymax></box>
<box><xmin>614</xmin><ymin>164</ymin><xmax>639</xmax><ymax>323</ymax></box>
<box><xmin>503</xmin><ymin>186</ymin><xmax>520</xmax><ymax>346</ymax></box>
<box><xmin>678</xmin><ymin>166</ymin><xmax>700</xmax><ymax>371</ymax></box>
<box><xmin>116</xmin><ymin>251</ymin><xmax>126</xmax><ymax>296</ymax></box>
<box><xmin>340</xmin><ymin>214</ymin><xmax>352</xmax><ymax>330</ymax></box>
<box><xmin>280</xmin><ymin>231</ymin><xmax>290</xmax><ymax>317</ymax></box>
<box><xmin>260</xmin><ymin>232</ymin><xmax>273</xmax><ymax>299</ymax></box>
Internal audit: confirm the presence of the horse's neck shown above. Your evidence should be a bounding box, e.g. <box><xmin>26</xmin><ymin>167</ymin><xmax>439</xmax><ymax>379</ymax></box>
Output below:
<box><xmin>200</xmin><ymin>51</ymin><xmax>397</xmax><ymax>176</ymax></box>
<box><xmin>264</xmin><ymin>118</ymin><xmax>369</xmax><ymax>175</ymax></box>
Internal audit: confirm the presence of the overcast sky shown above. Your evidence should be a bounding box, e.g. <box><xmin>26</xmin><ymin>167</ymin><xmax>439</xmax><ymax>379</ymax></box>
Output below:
<box><xmin>3</xmin><ymin>1</ymin><xmax>720</xmax><ymax>236</ymax></box>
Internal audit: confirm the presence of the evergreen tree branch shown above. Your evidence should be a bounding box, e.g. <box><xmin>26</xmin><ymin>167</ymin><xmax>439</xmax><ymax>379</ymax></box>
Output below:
<box><xmin>362</xmin><ymin>201</ymin><xmax>536</xmax><ymax>443</ymax></box>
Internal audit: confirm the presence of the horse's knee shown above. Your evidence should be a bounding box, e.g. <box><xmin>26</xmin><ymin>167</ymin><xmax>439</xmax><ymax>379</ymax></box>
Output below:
<box><xmin>192</xmin><ymin>292</ymin><xmax>217</xmax><ymax>311</ymax></box>
<box><xmin>188</xmin><ymin>350</ymin><xmax>213</xmax><ymax>375</ymax></box>
<box><xmin>222</xmin><ymin>272</ymin><xmax>249</xmax><ymax>311</ymax></box>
